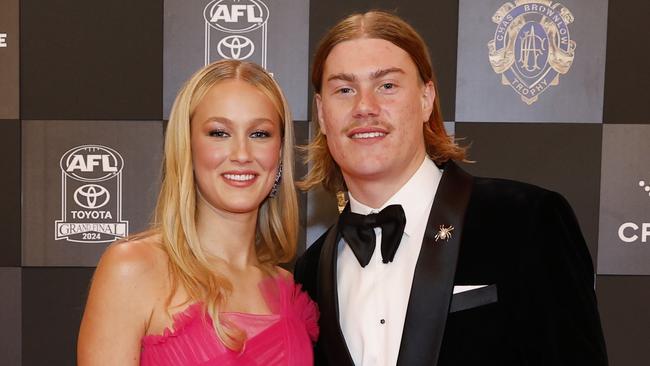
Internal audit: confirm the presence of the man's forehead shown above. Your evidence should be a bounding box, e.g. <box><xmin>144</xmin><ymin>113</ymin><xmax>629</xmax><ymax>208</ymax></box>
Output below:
<box><xmin>322</xmin><ymin>38</ymin><xmax>417</xmax><ymax>80</ymax></box>
<box><xmin>326</xmin><ymin>67</ymin><xmax>406</xmax><ymax>83</ymax></box>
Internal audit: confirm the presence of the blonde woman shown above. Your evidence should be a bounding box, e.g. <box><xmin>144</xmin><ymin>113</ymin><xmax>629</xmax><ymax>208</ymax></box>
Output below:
<box><xmin>78</xmin><ymin>60</ymin><xmax>318</xmax><ymax>365</ymax></box>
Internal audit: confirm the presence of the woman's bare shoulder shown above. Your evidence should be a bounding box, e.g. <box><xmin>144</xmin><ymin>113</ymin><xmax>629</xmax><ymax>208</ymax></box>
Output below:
<box><xmin>104</xmin><ymin>233</ymin><xmax>165</xmax><ymax>269</ymax></box>
<box><xmin>78</xmin><ymin>232</ymin><xmax>170</xmax><ymax>364</ymax></box>
<box><xmin>93</xmin><ymin>232</ymin><xmax>169</xmax><ymax>301</ymax></box>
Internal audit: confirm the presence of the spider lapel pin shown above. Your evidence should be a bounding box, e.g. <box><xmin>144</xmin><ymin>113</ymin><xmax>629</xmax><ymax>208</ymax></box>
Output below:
<box><xmin>434</xmin><ymin>225</ymin><xmax>454</xmax><ymax>242</ymax></box>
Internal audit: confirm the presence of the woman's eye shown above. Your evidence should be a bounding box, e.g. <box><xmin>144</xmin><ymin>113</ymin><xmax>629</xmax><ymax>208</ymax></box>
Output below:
<box><xmin>209</xmin><ymin>130</ymin><xmax>229</xmax><ymax>137</ymax></box>
<box><xmin>251</xmin><ymin>130</ymin><xmax>271</xmax><ymax>138</ymax></box>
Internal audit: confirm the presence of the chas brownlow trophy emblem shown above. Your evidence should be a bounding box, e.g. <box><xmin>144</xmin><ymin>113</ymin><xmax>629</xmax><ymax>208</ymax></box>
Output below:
<box><xmin>488</xmin><ymin>0</ymin><xmax>576</xmax><ymax>105</ymax></box>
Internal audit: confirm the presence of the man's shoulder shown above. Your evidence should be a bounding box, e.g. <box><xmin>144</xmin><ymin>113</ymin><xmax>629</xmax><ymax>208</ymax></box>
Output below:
<box><xmin>300</xmin><ymin>228</ymin><xmax>330</xmax><ymax>263</ymax></box>
<box><xmin>295</xmin><ymin>227</ymin><xmax>332</xmax><ymax>274</ymax></box>
<box><xmin>470</xmin><ymin>176</ymin><xmax>561</xmax><ymax>209</ymax></box>
<box><xmin>294</xmin><ymin>227</ymin><xmax>332</xmax><ymax>298</ymax></box>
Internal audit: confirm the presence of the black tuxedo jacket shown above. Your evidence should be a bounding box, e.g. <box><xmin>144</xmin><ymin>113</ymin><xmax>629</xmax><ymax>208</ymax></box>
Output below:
<box><xmin>294</xmin><ymin>161</ymin><xmax>608</xmax><ymax>366</ymax></box>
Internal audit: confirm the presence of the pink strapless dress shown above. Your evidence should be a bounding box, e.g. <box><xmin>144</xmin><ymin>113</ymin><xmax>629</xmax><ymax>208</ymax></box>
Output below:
<box><xmin>140</xmin><ymin>276</ymin><xmax>319</xmax><ymax>366</ymax></box>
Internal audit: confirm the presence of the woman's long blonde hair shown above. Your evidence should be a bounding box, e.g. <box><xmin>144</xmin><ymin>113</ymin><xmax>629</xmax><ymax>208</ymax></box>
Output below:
<box><xmin>153</xmin><ymin>60</ymin><xmax>298</xmax><ymax>350</ymax></box>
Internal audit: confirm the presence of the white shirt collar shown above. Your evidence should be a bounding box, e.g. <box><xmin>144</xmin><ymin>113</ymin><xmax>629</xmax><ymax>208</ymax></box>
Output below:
<box><xmin>348</xmin><ymin>157</ymin><xmax>442</xmax><ymax>237</ymax></box>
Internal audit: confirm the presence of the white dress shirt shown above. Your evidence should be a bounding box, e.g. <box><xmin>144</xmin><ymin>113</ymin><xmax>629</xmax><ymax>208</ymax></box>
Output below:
<box><xmin>337</xmin><ymin>157</ymin><xmax>442</xmax><ymax>366</ymax></box>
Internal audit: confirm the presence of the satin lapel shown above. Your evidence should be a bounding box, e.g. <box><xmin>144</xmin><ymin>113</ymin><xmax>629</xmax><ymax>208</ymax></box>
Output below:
<box><xmin>317</xmin><ymin>222</ymin><xmax>355</xmax><ymax>366</ymax></box>
<box><xmin>396</xmin><ymin>161</ymin><xmax>474</xmax><ymax>366</ymax></box>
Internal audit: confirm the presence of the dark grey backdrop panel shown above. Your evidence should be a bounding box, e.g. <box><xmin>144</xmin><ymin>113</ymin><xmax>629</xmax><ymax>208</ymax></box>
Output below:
<box><xmin>20</xmin><ymin>0</ymin><xmax>162</xmax><ymax>120</ymax></box>
<box><xmin>0</xmin><ymin>120</ymin><xmax>20</xmax><ymax>266</ymax></box>
<box><xmin>596</xmin><ymin>276</ymin><xmax>650</xmax><ymax>366</ymax></box>
<box><xmin>597</xmin><ymin>124</ymin><xmax>650</xmax><ymax>275</ymax></box>
<box><xmin>456</xmin><ymin>0</ymin><xmax>608</xmax><ymax>122</ymax></box>
<box><xmin>22</xmin><ymin>120</ymin><xmax>163</xmax><ymax>267</ymax></box>
<box><xmin>603</xmin><ymin>1</ymin><xmax>650</xmax><ymax>124</ymax></box>
<box><xmin>0</xmin><ymin>0</ymin><xmax>18</xmax><ymax>119</ymax></box>
<box><xmin>304</xmin><ymin>119</ymin><xmax>342</xmax><ymax>246</ymax></box>
<box><xmin>163</xmin><ymin>0</ymin><xmax>310</xmax><ymax>120</ymax></box>
<box><xmin>309</xmin><ymin>0</ymin><xmax>459</xmax><ymax>121</ymax></box>
<box><xmin>22</xmin><ymin>268</ymin><xmax>93</xmax><ymax>366</ymax></box>
<box><xmin>306</xmin><ymin>187</ymin><xmax>339</xmax><ymax>246</ymax></box>
<box><xmin>294</xmin><ymin>120</ymin><xmax>310</xmax><ymax>257</ymax></box>
<box><xmin>455</xmin><ymin>122</ymin><xmax>602</xmax><ymax>262</ymax></box>
<box><xmin>0</xmin><ymin>268</ymin><xmax>21</xmax><ymax>366</ymax></box>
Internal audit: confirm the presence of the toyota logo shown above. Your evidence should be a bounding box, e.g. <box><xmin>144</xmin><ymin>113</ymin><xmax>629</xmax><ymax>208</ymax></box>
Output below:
<box><xmin>217</xmin><ymin>35</ymin><xmax>255</xmax><ymax>60</ymax></box>
<box><xmin>73</xmin><ymin>184</ymin><xmax>110</xmax><ymax>209</ymax></box>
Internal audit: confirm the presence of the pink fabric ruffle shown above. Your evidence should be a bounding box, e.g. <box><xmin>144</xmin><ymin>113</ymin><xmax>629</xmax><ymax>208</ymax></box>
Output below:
<box><xmin>140</xmin><ymin>276</ymin><xmax>319</xmax><ymax>366</ymax></box>
<box><xmin>141</xmin><ymin>302</ymin><xmax>205</xmax><ymax>346</ymax></box>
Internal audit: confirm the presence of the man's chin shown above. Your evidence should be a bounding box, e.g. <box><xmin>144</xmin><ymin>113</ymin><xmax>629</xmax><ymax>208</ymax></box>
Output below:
<box><xmin>341</xmin><ymin>163</ymin><xmax>396</xmax><ymax>182</ymax></box>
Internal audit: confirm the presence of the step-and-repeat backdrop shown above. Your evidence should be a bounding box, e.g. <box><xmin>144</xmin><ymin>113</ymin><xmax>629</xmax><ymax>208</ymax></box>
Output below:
<box><xmin>1</xmin><ymin>0</ymin><xmax>648</xmax><ymax>365</ymax></box>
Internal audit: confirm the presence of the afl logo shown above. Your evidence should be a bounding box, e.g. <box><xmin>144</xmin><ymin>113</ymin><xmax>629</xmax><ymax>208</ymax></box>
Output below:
<box><xmin>74</xmin><ymin>184</ymin><xmax>110</xmax><ymax>209</ymax></box>
<box><xmin>60</xmin><ymin>145</ymin><xmax>124</xmax><ymax>182</ymax></box>
<box><xmin>204</xmin><ymin>0</ymin><xmax>269</xmax><ymax>33</ymax></box>
<box><xmin>487</xmin><ymin>0</ymin><xmax>576</xmax><ymax>105</ymax></box>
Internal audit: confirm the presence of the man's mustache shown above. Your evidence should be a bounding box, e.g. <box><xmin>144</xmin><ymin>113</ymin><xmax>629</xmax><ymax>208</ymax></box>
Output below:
<box><xmin>341</xmin><ymin>120</ymin><xmax>395</xmax><ymax>135</ymax></box>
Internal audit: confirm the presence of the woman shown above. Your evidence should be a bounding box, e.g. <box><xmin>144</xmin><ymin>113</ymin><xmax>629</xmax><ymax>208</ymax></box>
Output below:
<box><xmin>78</xmin><ymin>60</ymin><xmax>318</xmax><ymax>365</ymax></box>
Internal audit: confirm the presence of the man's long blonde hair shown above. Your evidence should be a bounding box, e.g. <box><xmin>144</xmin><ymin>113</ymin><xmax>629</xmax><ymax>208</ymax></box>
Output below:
<box><xmin>299</xmin><ymin>11</ymin><xmax>467</xmax><ymax>193</ymax></box>
<box><xmin>153</xmin><ymin>60</ymin><xmax>298</xmax><ymax>350</ymax></box>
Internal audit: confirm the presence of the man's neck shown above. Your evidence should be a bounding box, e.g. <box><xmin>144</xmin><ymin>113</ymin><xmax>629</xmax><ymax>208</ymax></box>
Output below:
<box><xmin>344</xmin><ymin>155</ymin><xmax>426</xmax><ymax>209</ymax></box>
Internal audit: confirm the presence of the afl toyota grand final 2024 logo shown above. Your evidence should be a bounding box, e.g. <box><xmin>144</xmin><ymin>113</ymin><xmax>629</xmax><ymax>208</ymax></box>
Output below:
<box><xmin>488</xmin><ymin>0</ymin><xmax>576</xmax><ymax>105</ymax></box>
<box><xmin>203</xmin><ymin>0</ymin><xmax>270</xmax><ymax>67</ymax></box>
<box><xmin>55</xmin><ymin>145</ymin><xmax>128</xmax><ymax>244</ymax></box>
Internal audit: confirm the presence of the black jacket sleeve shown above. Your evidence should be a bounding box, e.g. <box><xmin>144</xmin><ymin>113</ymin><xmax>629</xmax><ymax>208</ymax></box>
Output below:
<box><xmin>517</xmin><ymin>190</ymin><xmax>608</xmax><ymax>365</ymax></box>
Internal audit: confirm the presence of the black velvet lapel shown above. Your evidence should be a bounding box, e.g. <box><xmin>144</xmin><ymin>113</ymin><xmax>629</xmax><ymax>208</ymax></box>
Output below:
<box><xmin>396</xmin><ymin>160</ymin><xmax>474</xmax><ymax>366</ymax></box>
<box><xmin>317</xmin><ymin>221</ymin><xmax>355</xmax><ymax>366</ymax></box>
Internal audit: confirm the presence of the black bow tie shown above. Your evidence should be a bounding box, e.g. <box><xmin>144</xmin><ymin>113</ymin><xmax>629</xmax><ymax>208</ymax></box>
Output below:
<box><xmin>338</xmin><ymin>204</ymin><xmax>407</xmax><ymax>267</ymax></box>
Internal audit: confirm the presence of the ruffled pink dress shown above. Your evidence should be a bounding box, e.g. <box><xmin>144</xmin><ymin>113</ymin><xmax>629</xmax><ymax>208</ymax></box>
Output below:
<box><xmin>140</xmin><ymin>276</ymin><xmax>319</xmax><ymax>365</ymax></box>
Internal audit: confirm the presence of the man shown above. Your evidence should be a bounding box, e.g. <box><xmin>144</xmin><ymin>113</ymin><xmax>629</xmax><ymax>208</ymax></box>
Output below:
<box><xmin>294</xmin><ymin>10</ymin><xmax>608</xmax><ymax>366</ymax></box>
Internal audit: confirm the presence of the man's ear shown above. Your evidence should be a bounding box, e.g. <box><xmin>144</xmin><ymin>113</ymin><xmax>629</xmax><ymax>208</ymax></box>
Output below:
<box><xmin>421</xmin><ymin>81</ymin><xmax>436</xmax><ymax>121</ymax></box>
<box><xmin>315</xmin><ymin>93</ymin><xmax>327</xmax><ymax>135</ymax></box>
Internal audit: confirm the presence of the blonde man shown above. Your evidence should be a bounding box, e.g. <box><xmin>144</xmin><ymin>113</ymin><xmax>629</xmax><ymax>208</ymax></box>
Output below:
<box><xmin>295</xmin><ymin>11</ymin><xmax>607</xmax><ymax>366</ymax></box>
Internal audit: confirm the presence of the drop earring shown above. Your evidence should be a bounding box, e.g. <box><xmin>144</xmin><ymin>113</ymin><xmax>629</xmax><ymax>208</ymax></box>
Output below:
<box><xmin>269</xmin><ymin>162</ymin><xmax>283</xmax><ymax>198</ymax></box>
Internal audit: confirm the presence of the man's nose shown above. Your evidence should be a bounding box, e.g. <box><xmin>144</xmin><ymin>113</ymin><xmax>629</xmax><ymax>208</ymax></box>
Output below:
<box><xmin>353</xmin><ymin>89</ymin><xmax>380</xmax><ymax>119</ymax></box>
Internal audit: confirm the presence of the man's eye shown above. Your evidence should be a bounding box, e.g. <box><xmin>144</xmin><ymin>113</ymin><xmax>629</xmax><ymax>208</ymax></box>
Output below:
<box><xmin>209</xmin><ymin>130</ymin><xmax>229</xmax><ymax>137</ymax></box>
<box><xmin>381</xmin><ymin>83</ymin><xmax>396</xmax><ymax>90</ymax></box>
<box><xmin>251</xmin><ymin>130</ymin><xmax>271</xmax><ymax>138</ymax></box>
<box><xmin>337</xmin><ymin>87</ymin><xmax>353</xmax><ymax>94</ymax></box>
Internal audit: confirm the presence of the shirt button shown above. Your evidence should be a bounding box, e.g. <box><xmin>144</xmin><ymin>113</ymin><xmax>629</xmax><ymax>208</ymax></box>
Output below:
<box><xmin>380</xmin><ymin>319</ymin><xmax>386</xmax><ymax>324</ymax></box>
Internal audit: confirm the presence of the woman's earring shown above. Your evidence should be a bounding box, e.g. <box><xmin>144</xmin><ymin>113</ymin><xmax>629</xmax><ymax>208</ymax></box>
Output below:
<box><xmin>269</xmin><ymin>162</ymin><xmax>283</xmax><ymax>198</ymax></box>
